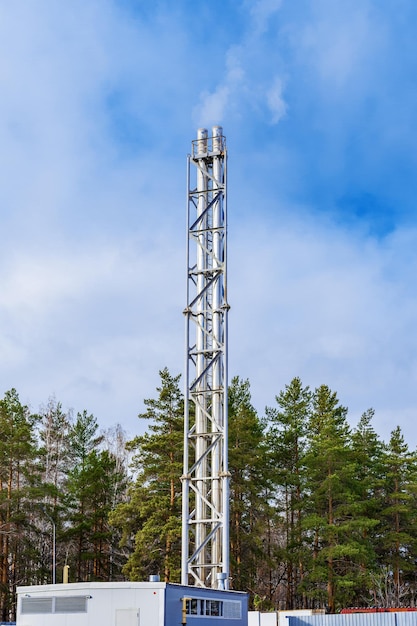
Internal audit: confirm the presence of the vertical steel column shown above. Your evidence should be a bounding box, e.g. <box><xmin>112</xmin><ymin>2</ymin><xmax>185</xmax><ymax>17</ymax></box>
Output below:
<box><xmin>181</xmin><ymin>127</ymin><xmax>230</xmax><ymax>589</ymax></box>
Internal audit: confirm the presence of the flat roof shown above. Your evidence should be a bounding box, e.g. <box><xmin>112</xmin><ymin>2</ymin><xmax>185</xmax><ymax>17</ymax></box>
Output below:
<box><xmin>17</xmin><ymin>582</ymin><xmax>246</xmax><ymax>595</ymax></box>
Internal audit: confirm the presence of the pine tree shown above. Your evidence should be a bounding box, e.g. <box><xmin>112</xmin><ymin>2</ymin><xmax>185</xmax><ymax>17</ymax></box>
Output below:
<box><xmin>301</xmin><ymin>385</ymin><xmax>374</xmax><ymax>612</ymax></box>
<box><xmin>375</xmin><ymin>426</ymin><xmax>417</xmax><ymax>606</ymax></box>
<box><xmin>38</xmin><ymin>398</ymin><xmax>72</xmax><ymax>502</ymax></box>
<box><xmin>85</xmin><ymin>449</ymin><xmax>127</xmax><ymax>580</ymax></box>
<box><xmin>110</xmin><ymin>368</ymin><xmax>184</xmax><ymax>582</ymax></box>
<box><xmin>36</xmin><ymin>398</ymin><xmax>72</xmax><ymax>583</ymax></box>
<box><xmin>265</xmin><ymin>377</ymin><xmax>311</xmax><ymax>609</ymax></box>
<box><xmin>350</xmin><ymin>409</ymin><xmax>383</xmax><ymax>605</ymax></box>
<box><xmin>63</xmin><ymin>410</ymin><xmax>106</xmax><ymax>581</ymax></box>
<box><xmin>0</xmin><ymin>390</ymin><xmax>39</xmax><ymax>621</ymax></box>
<box><xmin>102</xmin><ymin>424</ymin><xmax>132</xmax><ymax>580</ymax></box>
<box><xmin>228</xmin><ymin>377</ymin><xmax>271</xmax><ymax>601</ymax></box>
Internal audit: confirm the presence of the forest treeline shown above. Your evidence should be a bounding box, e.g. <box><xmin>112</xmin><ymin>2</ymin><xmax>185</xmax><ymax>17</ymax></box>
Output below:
<box><xmin>1</xmin><ymin>369</ymin><xmax>417</xmax><ymax>620</ymax></box>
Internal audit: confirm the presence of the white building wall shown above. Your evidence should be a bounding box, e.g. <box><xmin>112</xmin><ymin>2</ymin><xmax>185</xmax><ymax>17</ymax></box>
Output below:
<box><xmin>248</xmin><ymin>609</ymin><xmax>324</xmax><ymax>626</ymax></box>
<box><xmin>16</xmin><ymin>582</ymin><xmax>165</xmax><ymax>626</ymax></box>
<box><xmin>248</xmin><ymin>612</ymin><xmax>278</xmax><ymax>626</ymax></box>
<box><xmin>248</xmin><ymin>612</ymin><xmax>261</xmax><ymax>626</ymax></box>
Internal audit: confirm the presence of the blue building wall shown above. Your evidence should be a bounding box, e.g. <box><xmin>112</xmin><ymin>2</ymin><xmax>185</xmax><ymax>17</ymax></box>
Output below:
<box><xmin>165</xmin><ymin>584</ymin><xmax>248</xmax><ymax>626</ymax></box>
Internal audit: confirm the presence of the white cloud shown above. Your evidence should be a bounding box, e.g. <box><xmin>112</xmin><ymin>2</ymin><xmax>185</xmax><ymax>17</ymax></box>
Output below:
<box><xmin>266</xmin><ymin>77</ymin><xmax>287</xmax><ymax>123</ymax></box>
<box><xmin>249</xmin><ymin>0</ymin><xmax>283</xmax><ymax>36</ymax></box>
<box><xmin>289</xmin><ymin>1</ymin><xmax>384</xmax><ymax>95</ymax></box>
<box><xmin>229</xmin><ymin>213</ymin><xmax>417</xmax><ymax>446</ymax></box>
<box><xmin>193</xmin><ymin>4</ymin><xmax>288</xmax><ymax>127</ymax></box>
<box><xmin>0</xmin><ymin>0</ymin><xmax>416</xmax><ymax>451</ymax></box>
<box><xmin>0</xmin><ymin>0</ymin><xmax>193</xmax><ymax>434</ymax></box>
<box><xmin>194</xmin><ymin>46</ymin><xmax>246</xmax><ymax>127</ymax></box>
<box><xmin>0</xmin><ymin>233</ymin><xmax>184</xmax><ymax>434</ymax></box>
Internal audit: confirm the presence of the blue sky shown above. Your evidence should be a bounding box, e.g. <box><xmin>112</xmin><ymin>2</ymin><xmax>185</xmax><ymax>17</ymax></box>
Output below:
<box><xmin>1</xmin><ymin>0</ymin><xmax>417</xmax><ymax>445</ymax></box>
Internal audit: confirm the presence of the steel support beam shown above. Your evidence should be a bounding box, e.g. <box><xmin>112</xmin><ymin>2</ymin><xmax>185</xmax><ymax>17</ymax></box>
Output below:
<box><xmin>181</xmin><ymin>127</ymin><xmax>230</xmax><ymax>589</ymax></box>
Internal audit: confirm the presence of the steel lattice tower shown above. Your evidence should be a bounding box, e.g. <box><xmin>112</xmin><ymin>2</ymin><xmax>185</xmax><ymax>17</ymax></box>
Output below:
<box><xmin>181</xmin><ymin>127</ymin><xmax>230</xmax><ymax>589</ymax></box>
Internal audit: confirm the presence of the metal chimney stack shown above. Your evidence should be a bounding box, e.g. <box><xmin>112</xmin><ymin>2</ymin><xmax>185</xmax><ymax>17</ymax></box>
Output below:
<box><xmin>181</xmin><ymin>127</ymin><xmax>230</xmax><ymax>589</ymax></box>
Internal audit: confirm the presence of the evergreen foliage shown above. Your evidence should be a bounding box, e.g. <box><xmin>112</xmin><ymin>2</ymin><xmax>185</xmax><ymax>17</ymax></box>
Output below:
<box><xmin>301</xmin><ymin>386</ymin><xmax>374</xmax><ymax>611</ymax></box>
<box><xmin>1</xmin><ymin>372</ymin><xmax>417</xmax><ymax>618</ymax></box>
<box><xmin>110</xmin><ymin>368</ymin><xmax>184</xmax><ymax>583</ymax></box>
<box><xmin>375</xmin><ymin>427</ymin><xmax>417</xmax><ymax>606</ymax></box>
<box><xmin>265</xmin><ymin>377</ymin><xmax>311</xmax><ymax>609</ymax></box>
<box><xmin>228</xmin><ymin>377</ymin><xmax>271</xmax><ymax>595</ymax></box>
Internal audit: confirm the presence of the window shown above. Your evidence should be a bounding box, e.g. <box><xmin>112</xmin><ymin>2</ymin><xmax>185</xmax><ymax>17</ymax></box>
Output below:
<box><xmin>205</xmin><ymin>600</ymin><xmax>222</xmax><ymax>616</ymax></box>
<box><xmin>185</xmin><ymin>597</ymin><xmax>241</xmax><ymax>619</ymax></box>
<box><xmin>189</xmin><ymin>599</ymin><xmax>199</xmax><ymax>615</ymax></box>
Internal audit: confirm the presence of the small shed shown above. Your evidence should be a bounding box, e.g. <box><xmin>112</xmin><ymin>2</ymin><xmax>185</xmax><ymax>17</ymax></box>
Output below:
<box><xmin>16</xmin><ymin>581</ymin><xmax>248</xmax><ymax>626</ymax></box>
